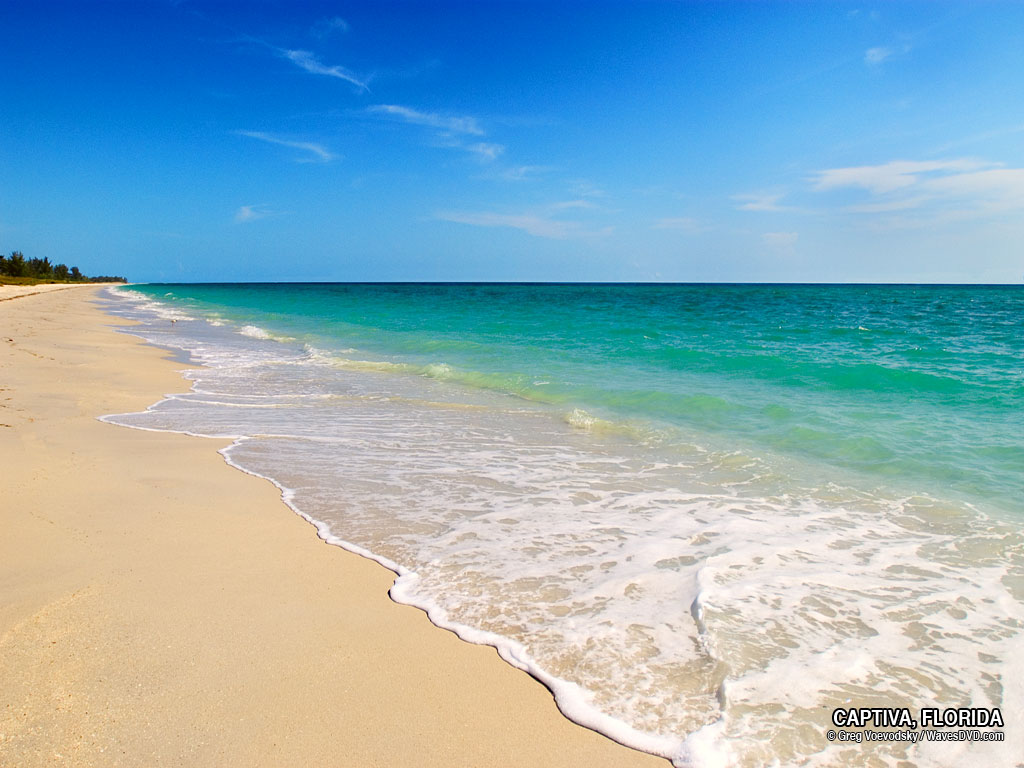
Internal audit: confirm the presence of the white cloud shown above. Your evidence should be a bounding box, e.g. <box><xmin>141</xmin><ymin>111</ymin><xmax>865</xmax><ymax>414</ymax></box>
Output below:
<box><xmin>369</xmin><ymin>104</ymin><xmax>507</xmax><ymax>161</ymax></box>
<box><xmin>498</xmin><ymin>165</ymin><xmax>551</xmax><ymax>181</ymax></box>
<box><xmin>843</xmin><ymin>197</ymin><xmax>929</xmax><ymax>214</ymax></box>
<box><xmin>436</xmin><ymin>211</ymin><xmax>571</xmax><ymax>239</ymax></box>
<box><xmin>368</xmin><ymin>104</ymin><xmax>484</xmax><ymax>135</ymax></box>
<box><xmin>810</xmin><ymin>158</ymin><xmax>1024</xmax><ymax>223</ymax></box>
<box><xmin>811</xmin><ymin>159</ymin><xmax>989</xmax><ymax>194</ymax></box>
<box><xmin>568</xmin><ymin>180</ymin><xmax>606</xmax><ymax>198</ymax></box>
<box><xmin>864</xmin><ymin>47</ymin><xmax>893</xmax><ymax>65</ymax></box>
<box><xmin>921</xmin><ymin>168</ymin><xmax>1024</xmax><ymax>213</ymax></box>
<box><xmin>466</xmin><ymin>142</ymin><xmax>505</xmax><ymax>161</ymax></box>
<box><xmin>733</xmin><ymin>192</ymin><xmax>791</xmax><ymax>212</ymax></box>
<box><xmin>235</xmin><ymin>205</ymin><xmax>271</xmax><ymax>223</ymax></box>
<box><xmin>311</xmin><ymin>16</ymin><xmax>349</xmax><ymax>37</ymax></box>
<box><xmin>435</xmin><ymin>206</ymin><xmax>611</xmax><ymax>240</ymax></box>
<box><xmin>280</xmin><ymin>48</ymin><xmax>369</xmax><ymax>92</ymax></box>
<box><xmin>236</xmin><ymin>130</ymin><xmax>336</xmax><ymax>163</ymax></box>
<box><xmin>548</xmin><ymin>199</ymin><xmax>597</xmax><ymax>211</ymax></box>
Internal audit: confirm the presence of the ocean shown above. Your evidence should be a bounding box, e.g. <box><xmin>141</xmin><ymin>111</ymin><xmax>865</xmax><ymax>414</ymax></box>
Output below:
<box><xmin>101</xmin><ymin>283</ymin><xmax>1024</xmax><ymax>767</ymax></box>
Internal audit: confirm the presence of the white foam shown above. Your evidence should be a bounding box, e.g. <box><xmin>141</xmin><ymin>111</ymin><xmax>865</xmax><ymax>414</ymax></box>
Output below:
<box><xmin>239</xmin><ymin>324</ymin><xmax>272</xmax><ymax>339</ymax></box>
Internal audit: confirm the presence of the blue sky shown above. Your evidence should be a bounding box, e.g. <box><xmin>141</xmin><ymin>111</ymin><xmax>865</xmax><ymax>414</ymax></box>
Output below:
<box><xmin>2</xmin><ymin>1</ymin><xmax>1023</xmax><ymax>283</ymax></box>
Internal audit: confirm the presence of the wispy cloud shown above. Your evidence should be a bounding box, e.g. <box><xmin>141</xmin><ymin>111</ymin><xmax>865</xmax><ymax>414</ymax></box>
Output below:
<box><xmin>933</xmin><ymin>123</ymin><xmax>1024</xmax><ymax>154</ymax></box>
<box><xmin>235</xmin><ymin>204</ymin><xmax>273</xmax><ymax>223</ymax></box>
<box><xmin>864</xmin><ymin>43</ymin><xmax>911</xmax><ymax>67</ymax></box>
<box><xmin>465</xmin><ymin>142</ymin><xmax>505</xmax><ymax>161</ymax></box>
<box><xmin>435</xmin><ymin>202</ymin><xmax>612</xmax><ymax>240</ymax></box>
<box><xmin>848</xmin><ymin>9</ymin><xmax>881</xmax><ymax>21</ymax></box>
<box><xmin>236</xmin><ymin>130</ymin><xmax>337</xmax><ymax>163</ymax></box>
<box><xmin>568</xmin><ymin>180</ymin><xmax>606</xmax><ymax>199</ymax></box>
<box><xmin>811</xmin><ymin>158</ymin><xmax>1024</xmax><ymax>223</ymax></box>
<box><xmin>498</xmin><ymin>165</ymin><xmax>552</xmax><ymax>182</ymax></box>
<box><xmin>368</xmin><ymin>104</ymin><xmax>507</xmax><ymax>162</ymax></box>
<box><xmin>368</xmin><ymin>104</ymin><xmax>484</xmax><ymax>135</ymax></box>
<box><xmin>864</xmin><ymin>47</ymin><xmax>893</xmax><ymax>65</ymax></box>
<box><xmin>811</xmin><ymin>159</ymin><xmax>991</xmax><ymax>194</ymax></box>
<box><xmin>732</xmin><ymin>192</ymin><xmax>792</xmax><ymax>212</ymax></box>
<box><xmin>311</xmin><ymin>16</ymin><xmax>349</xmax><ymax>38</ymax></box>
<box><xmin>843</xmin><ymin>197</ymin><xmax>929</xmax><ymax>214</ymax></box>
<box><xmin>280</xmin><ymin>48</ymin><xmax>369</xmax><ymax>92</ymax></box>
<box><xmin>435</xmin><ymin>211</ymin><xmax>572</xmax><ymax>239</ymax></box>
<box><xmin>548</xmin><ymin>199</ymin><xmax>597</xmax><ymax>211</ymax></box>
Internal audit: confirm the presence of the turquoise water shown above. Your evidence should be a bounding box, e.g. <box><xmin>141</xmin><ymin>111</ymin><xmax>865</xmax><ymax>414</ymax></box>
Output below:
<box><xmin>122</xmin><ymin>282</ymin><xmax>1023</xmax><ymax>513</ymax></box>
<box><xmin>104</xmin><ymin>283</ymin><xmax>1024</xmax><ymax>767</ymax></box>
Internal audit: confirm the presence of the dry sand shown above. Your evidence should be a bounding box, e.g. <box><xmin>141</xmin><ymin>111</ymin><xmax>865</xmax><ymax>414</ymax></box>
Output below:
<box><xmin>0</xmin><ymin>283</ymin><xmax>98</xmax><ymax>302</ymax></box>
<box><xmin>0</xmin><ymin>287</ymin><xmax>666</xmax><ymax>767</ymax></box>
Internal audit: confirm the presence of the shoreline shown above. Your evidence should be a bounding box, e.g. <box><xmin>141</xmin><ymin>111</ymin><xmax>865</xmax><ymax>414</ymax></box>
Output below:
<box><xmin>0</xmin><ymin>287</ymin><xmax>665</xmax><ymax>767</ymax></box>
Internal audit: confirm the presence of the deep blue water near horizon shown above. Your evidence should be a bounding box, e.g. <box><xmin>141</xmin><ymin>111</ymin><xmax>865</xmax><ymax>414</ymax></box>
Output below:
<box><xmin>103</xmin><ymin>282</ymin><xmax>1024</xmax><ymax>767</ymax></box>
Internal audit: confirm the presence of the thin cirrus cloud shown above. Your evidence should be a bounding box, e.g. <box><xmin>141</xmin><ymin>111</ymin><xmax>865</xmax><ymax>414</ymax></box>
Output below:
<box><xmin>368</xmin><ymin>104</ymin><xmax>507</xmax><ymax>162</ymax></box>
<box><xmin>236</xmin><ymin>130</ymin><xmax>336</xmax><ymax>163</ymax></box>
<box><xmin>499</xmin><ymin>165</ymin><xmax>552</xmax><ymax>182</ymax></box>
<box><xmin>548</xmin><ymin>199</ymin><xmax>598</xmax><ymax>211</ymax></box>
<box><xmin>465</xmin><ymin>142</ymin><xmax>505</xmax><ymax>160</ymax></box>
<box><xmin>368</xmin><ymin>104</ymin><xmax>484</xmax><ymax>136</ymax></box>
<box><xmin>864</xmin><ymin>47</ymin><xmax>893</xmax><ymax>65</ymax></box>
<box><xmin>810</xmin><ymin>158</ymin><xmax>1024</xmax><ymax>219</ymax></box>
<box><xmin>864</xmin><ymin>44</ymin><xmax>911</xmax><ymax>66</ymax></box>
<box><xmin>435</xmin><ymin>203</ymin><xmax>612</xmax><ymax>240</ymax></box>
<box><xmin>235</xmin><ymin>204</ymin><xmax>274</xmax><ymax>223</ymax></box>
<box><xmin>279</xmin><ymin>48</ymin><xmax>369</xmax><ymax>92</ymax></box>
<box><xmin>732</xmin><ymin>192</ymin><xmax>792</xmax><ymax>212</ymax></box>
<box><xmin>811</xmin><ymin>159</ymin><xmax>990</xmax><ymax>194</ymax></box>
<box><xmin>311</xmin><ymin>16</ymin><xmax>349</xmax><ymax>38</ymax></box>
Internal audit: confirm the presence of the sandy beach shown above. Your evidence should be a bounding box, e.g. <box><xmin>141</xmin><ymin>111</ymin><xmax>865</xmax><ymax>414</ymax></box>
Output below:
<box><xmin>0</xmin><ymin>283</ymin><xmax>95</xmax><ymax>301</ymax></box>
<box><xmin>0</xmin><ymin>286</ymin><xmax>664</xmax><ymax>768</ymax></box>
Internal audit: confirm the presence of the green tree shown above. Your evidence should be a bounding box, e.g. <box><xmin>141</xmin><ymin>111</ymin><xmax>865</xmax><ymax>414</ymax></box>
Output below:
<box><xmin>70</xmin><ymin>266</ymin><xmax>82</xmax><ymax>281</ymax></box>
<box><xmin>7</xmin><ymin>251</ymin><xmax>26</xmax><ymax>277</ymax></box>
<box><xmin>53</xmin><ymin>263</ymin><xmax>69</xmax><ymax>280</ymax></box>
<box><xmin>26</xmin><ymin>257</ymin><xmax>54</xmax><ymax>278</ymax></box>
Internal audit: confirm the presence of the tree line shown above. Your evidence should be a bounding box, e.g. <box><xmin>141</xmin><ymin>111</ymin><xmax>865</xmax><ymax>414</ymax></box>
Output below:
<box><xmin>0</xmin><ymin>251</ymin><xmax>126</xmax><ymax>283</ymax></box>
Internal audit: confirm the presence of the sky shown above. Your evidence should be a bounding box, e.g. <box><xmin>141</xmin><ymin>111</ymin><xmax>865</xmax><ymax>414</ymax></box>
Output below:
<box><xmin>2</xmin><ymin>1</ymin><xmax>1024</xmax><ymax>283</ymax></box>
